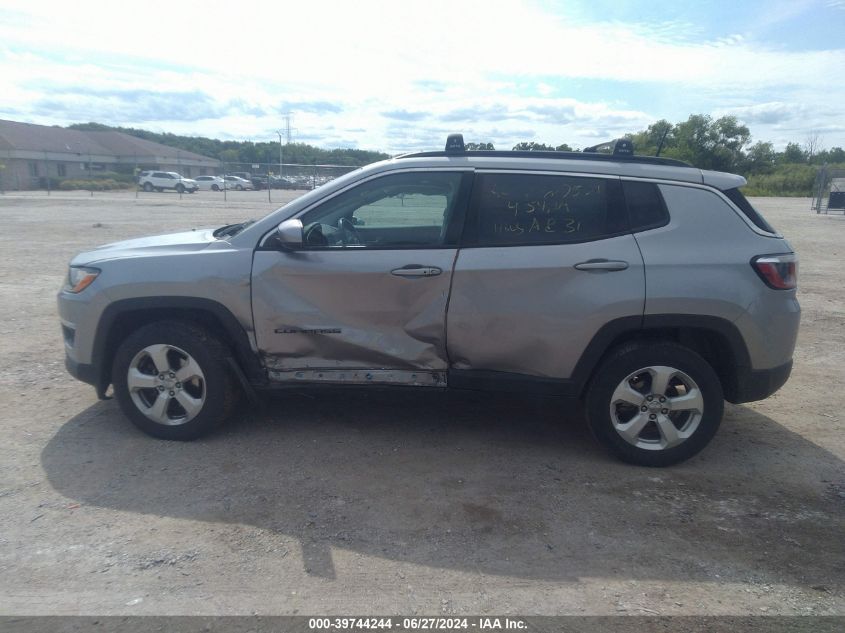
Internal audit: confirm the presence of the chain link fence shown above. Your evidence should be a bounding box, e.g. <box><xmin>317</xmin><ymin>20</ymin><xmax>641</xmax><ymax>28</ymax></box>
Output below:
<box><xmin>811</xmin><ymin>166</ymin><xmax>845</xmax><ymax>214</ymax></box>
<box><xmin>0</xmin><ymin>156</ymin><xmax>359</xmax><ymax>205</ymax></box>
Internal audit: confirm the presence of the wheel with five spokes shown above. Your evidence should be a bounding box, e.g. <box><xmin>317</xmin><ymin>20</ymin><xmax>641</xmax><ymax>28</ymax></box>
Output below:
<box><xmin>585</xmin><ymin>342</ymin><xmax>724</xmax><ymax>467</ymax></box>
<box><xmin>112</xmin><ymin>321</ymin><xmax>237</xmax><ymax>440</ymax></box>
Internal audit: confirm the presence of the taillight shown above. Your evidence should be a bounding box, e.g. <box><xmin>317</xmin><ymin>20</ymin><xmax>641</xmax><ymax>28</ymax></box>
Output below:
<box><xmin>752</xmin><ymin>253</ymin><xmax>797</xmax><ymax>290</ymax></box>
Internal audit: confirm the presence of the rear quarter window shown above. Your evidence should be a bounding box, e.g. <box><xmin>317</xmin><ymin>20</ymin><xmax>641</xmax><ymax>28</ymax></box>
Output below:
<box><xmin>723</xmin><ymin>188</ymin><xmax>777</xmax><ymax>233</ymax></box>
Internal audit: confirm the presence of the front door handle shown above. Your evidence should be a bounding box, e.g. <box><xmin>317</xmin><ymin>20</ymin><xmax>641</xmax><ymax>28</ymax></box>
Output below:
<box><xmin>391</xmin><ymin>265</ymin><xmax>442</xmax><ymax>278</ymax></box>
<box><xmin>574</xmin><ymin>259</ymin><xmax>629</xmax><ymax>271</ymax></box>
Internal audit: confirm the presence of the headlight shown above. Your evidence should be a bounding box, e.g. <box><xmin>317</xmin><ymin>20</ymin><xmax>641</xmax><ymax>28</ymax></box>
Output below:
<box><xmin>66</xmin><ymin>266</ymin><xmax>100</xmax><ymax>293</ymax></box>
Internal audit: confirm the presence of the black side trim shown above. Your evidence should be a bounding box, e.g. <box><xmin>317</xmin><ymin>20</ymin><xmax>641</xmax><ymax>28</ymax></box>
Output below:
<box><xmin>91</xmin><ymin>297</ymin><xmax>265</xmax><ymax>389</ymax></box>
<box><xmin>641</xmin><ymin>314</ymin><xmax>751</xmax><ymax>367</ymax></box>
<box><xmin>569</xmin><ymin>315</ymin><xmax>644</xmax><ymax>388</ymax></box>
<box><xmin>732</xmin><ymin>360</ymin><xmax>792</xmax><ymax>404</ymax></box>
<box><xmin>448</xmin><ymin>369</ymin><xmax>579</xmax><ymax>397</ymax></box>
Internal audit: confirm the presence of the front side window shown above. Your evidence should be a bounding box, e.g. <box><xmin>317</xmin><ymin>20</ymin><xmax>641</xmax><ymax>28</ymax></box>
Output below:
<box><xmin>471</xmin><ymin>173</ymin><xmax>626</xmax><ymax>246</ymax></box>
<box><xmin>300</xmin><ymin>171</ymin><xmax>464</xmax><ymax>249</ymax></box>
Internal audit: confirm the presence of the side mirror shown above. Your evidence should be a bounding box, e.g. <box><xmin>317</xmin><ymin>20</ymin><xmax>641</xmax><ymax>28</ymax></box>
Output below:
<box><xmin>276</xmin><ymin>218</ymin><xmax>304</xmax><ymax>249</ymax></box>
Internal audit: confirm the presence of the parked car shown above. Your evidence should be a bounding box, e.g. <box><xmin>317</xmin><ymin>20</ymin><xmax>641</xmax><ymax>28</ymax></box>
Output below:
<box><xmin>222</xmin><ymin>175</ymin><xmax>252</xmax><ymax>191</ymax></box>
<box><xmin>59</xmin><ymin>135</ymin><xmax>799</xmax><ymax>466</ymax></box>
<box><xmin>194</xmin><ymin>175</ymin><xmax>226</xmax><ymax>191</ymax></box>
<box><xmin>250</xmin><ymin>175</ymin><xmax>269</xmax><ymax>190</ymax></box>
<box><xmin>138</xmin><ymin>171</ymin><xmax>198</xmax><ymax>193</ymax></box>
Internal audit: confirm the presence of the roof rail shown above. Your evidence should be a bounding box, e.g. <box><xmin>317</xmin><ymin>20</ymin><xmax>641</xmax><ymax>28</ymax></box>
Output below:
<box><xmin>395</xmin><ymin>134</ymin><xmax>691</xmax><ymax>167</ymax></box>
<box><xmin>583</xmin><ymin>138</ymin><xmax>634</xmax><ymax>157</ymax></box>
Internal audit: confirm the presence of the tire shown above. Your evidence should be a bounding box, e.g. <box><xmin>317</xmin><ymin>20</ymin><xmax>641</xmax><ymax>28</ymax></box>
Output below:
<box><xmin>585</xmin><ymin>341</ymin><xmax>724</xmax><ymax>467</ymax></box>
<box><xmin>112</xmin><ymin>321</ymin><xmax>238</xmax><ymax>440</ymax></box>
<box><xmin>143</xmin><ymin>182</ymin><xmax>153</xmax><ymax>192</ymax></box>
<box><xmin>236</xmin><ymin>184</ymin><xmax>243</xmax><ymax>191</ymax></box>
<box><xmin>212</xmin><ymin>184</ymin><xmax>219</xmax><ymax>191</ymax></box>
<box><xmin>175</xmin><ymin>183</ymin><xmax>185</xmax><ymax>194</ymax></box>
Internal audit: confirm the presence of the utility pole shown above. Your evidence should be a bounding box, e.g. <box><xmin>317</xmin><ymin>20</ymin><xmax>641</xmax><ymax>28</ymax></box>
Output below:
<box><xmin>276</xmin><ymin>130</ymin><xmax>284</xmax><ymax>179</ymax></box>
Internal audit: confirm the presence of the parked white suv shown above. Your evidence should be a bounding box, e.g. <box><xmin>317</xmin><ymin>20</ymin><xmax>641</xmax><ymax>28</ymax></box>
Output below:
<box><xmin>138</xmin><ymin>171</ymin><xmax>199</xmax><ymax>193</ymax></box>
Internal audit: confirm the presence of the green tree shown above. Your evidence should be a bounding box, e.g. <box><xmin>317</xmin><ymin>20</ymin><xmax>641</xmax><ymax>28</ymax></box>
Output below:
<box><xmin>512</xmin><ymin>141</ymin><xmax>555</xmax><ymax>151</ymax></box>
<box><xmin>465</xmin><ymin>142</ymin><xmax>495</xmax><ymax>150</ymax></box>
<box><xmin>744</xmin><ymin>141</ymin><xmax>776</xmax><ymax>174</ymax></box>
<box><xmin>780</xmin><ymin>142</ymin><xmax>807</xmax><ymax>164</ymax></box>
<box><xmin>665</xmin><ymin>114</ymin><xmax>750</xmax><ymax>171</ymax></box>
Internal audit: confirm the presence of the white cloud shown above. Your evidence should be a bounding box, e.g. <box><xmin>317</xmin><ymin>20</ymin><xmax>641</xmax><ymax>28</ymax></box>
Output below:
<box><xmin>1</xmin><ymin>0</ymin><xmax>844</xmax><ymax>150</ymax></box>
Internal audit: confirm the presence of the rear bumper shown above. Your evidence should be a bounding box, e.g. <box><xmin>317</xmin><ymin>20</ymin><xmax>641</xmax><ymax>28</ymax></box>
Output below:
<box><xmin>730</xmin><ymin>360</ymin><xmax>793</xmax><ymax>404</ymax></box>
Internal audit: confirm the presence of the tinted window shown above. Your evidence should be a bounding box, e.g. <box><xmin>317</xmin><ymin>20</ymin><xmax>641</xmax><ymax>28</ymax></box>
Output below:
<box><xmin>472</xmin><ymin>173</ymin><xmax>626</xmax><ymax>246</ymax></box>
<box><xmin>723</xmin><ymin>188</ymin><xmax>776</xmax><ymax>233</ymax></box>
<box><xmin>300</xmin><ymin>171</ymin><xmax>464</xmax><ymax>249</ymax></box>
<box><xmin>623</xmin><ymin>180</ymin><xmax>669</xmax><ymax>231</ymax></box>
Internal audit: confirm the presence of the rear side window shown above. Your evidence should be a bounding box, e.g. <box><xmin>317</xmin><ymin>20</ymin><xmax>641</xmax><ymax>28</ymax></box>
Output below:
<box><xmin>623</xmin><ymin>180</ymin><xmax>669</xmax><ymax>231</ymax></box>
<box><xmin>723</xmin><ymin>188</ymin><xmax>777</xmax><ymax>233</ymax></box>
<box><xmin>471</xmin><ymin>173</ymin><xmax>627</xmax><ymax>246</ymax></box>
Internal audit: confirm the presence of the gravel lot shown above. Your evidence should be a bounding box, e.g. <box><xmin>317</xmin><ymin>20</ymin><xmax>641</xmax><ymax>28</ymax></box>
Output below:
<box><xmin>0</xmin><ymin>190</ymin><xmax>842</xmax><ymax>617</ymax></box>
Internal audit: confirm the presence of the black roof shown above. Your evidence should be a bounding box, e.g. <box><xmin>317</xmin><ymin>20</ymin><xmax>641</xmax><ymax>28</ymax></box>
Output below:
<box><xmin>397</xmin><ymin>149</ymin><xmax>691</xmax><ymax>168</ymax></box>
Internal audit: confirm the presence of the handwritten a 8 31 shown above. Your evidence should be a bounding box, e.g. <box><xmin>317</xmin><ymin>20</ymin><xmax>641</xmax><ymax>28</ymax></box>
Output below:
<box><xmin>486</xmin><ymin>181</ymin><xmax>603</xmax><ymax>239</ymax></box>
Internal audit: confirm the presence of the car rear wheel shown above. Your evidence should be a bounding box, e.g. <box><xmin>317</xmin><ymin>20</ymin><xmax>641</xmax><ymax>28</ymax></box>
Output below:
<box><xmin>142</xmin><ymin>182</ymin><xmax>153</xmax><ymax>192</ymax></box>
<box><xmin>585</xmin><ymin>342</ymin><xmax>724</xmax><ymax>467</ymax></box>
<box><xmin>112</xmin><ymin>321</ymin><xmax>238</xmax><ymax>440</ymax></box>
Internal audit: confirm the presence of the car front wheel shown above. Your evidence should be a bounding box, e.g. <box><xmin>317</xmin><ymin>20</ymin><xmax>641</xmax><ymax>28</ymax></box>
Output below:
<box><xmin>585</xmin><ymin>342</ymin><xmax>724</xmax><ymax>467</ymax></box>
<box><xmin>112</xmin><ymin>321</ymin><xmax>238</xmax><ymax>440</ymax></box>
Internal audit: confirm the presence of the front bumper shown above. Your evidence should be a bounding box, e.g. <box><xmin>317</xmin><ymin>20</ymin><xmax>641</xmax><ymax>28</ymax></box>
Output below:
<box><xmin>65</xmin><ymin>354</ymin><xmax>98</xmax><ymax>386</ymax></box>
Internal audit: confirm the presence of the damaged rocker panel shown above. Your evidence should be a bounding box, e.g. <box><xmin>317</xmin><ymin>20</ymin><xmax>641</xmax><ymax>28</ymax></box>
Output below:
<box><xmin>267</xmin><ymin>368</ymin><xmax>447</xmax><ymax>387</ymax></box>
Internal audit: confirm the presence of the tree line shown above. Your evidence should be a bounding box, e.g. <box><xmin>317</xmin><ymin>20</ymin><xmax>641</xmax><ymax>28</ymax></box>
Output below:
<box><xmin>470</xmin><ymin>115</ymin><xmax>843</xmax><ymax>196</ymax></box>
<box><xmin>67</xmin><ymin>122</ymin><xmax>389</xmax><ymax>167</ymax></box>
<box><xmin>69</xmin><ymin>116</ymin><xmax>844</xmax><ymax>196</ymax></box>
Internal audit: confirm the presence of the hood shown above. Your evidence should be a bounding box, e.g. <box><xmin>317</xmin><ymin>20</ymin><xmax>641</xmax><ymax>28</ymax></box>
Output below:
<box><xmin>70</xmin><ymin>229</ymin><xmax>218</xmax><ymax>266</ymax></box>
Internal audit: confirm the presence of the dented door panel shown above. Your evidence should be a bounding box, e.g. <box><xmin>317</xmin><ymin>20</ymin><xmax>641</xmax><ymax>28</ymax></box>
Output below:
<box><xmin>252</xmin><ymin>249</ymin><xmax>457</xmax><ymax>372</ymax></box>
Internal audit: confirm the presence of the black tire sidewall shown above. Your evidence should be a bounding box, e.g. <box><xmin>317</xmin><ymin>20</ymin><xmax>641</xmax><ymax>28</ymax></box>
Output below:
<box><xmin>586</xmin><ymin>343</ymin><xmax>724</xmax><ymax>467</ymax></box>
<box><xmin>112</xmin><ymin>321</ymin><xmax>234</xmax><ymax>440</ymax></box>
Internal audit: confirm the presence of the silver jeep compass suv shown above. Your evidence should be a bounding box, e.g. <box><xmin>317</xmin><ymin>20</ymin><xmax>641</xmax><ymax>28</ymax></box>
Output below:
<box><xmin>58</xmin><ymin>136</ymin><xmax>799</xmax><ymax>466</ymax></box>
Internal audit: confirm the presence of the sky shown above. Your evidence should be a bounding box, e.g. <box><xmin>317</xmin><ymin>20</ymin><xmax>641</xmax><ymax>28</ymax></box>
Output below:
<box><xmin>1</xmin><ymin>0</ymin><xmax>844</xmax><ymax>154</ymax></box>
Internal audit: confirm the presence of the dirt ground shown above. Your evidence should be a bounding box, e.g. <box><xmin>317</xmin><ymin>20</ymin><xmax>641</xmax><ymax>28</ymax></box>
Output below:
<box><xmin>0</xmin><ymin>190</ymin><xmax>842</xmax><ymax>616</ymax></box>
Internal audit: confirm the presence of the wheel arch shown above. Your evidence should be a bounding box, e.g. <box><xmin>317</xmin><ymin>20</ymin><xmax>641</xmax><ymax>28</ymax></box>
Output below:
<box><xmin>91</xmin><ymin>297</ymin><xmax>265</xmax><ymax>397</ymax></box>
<box><xmin>573</xmin><ymin>314</ymin><xmax>751</xmax><ymax>402</ymax></box>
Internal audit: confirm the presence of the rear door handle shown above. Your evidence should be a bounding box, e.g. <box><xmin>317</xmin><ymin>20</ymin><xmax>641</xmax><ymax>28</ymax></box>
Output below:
<box><xmin>391</xmin><ymin>265</ymin><xmax>442</xmax><ymax>277</ymax></box>
<box><xmin>574</xmin><ymin>259</ymin><xmax>629</xmax><ymax>271</ymax></box>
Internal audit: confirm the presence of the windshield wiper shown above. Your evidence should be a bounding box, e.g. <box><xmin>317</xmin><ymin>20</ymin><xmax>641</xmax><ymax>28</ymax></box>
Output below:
<box><xmin>213</xmin><ymin>220</ymin><xmax>255</xmax><ymax>238</ymax></box>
